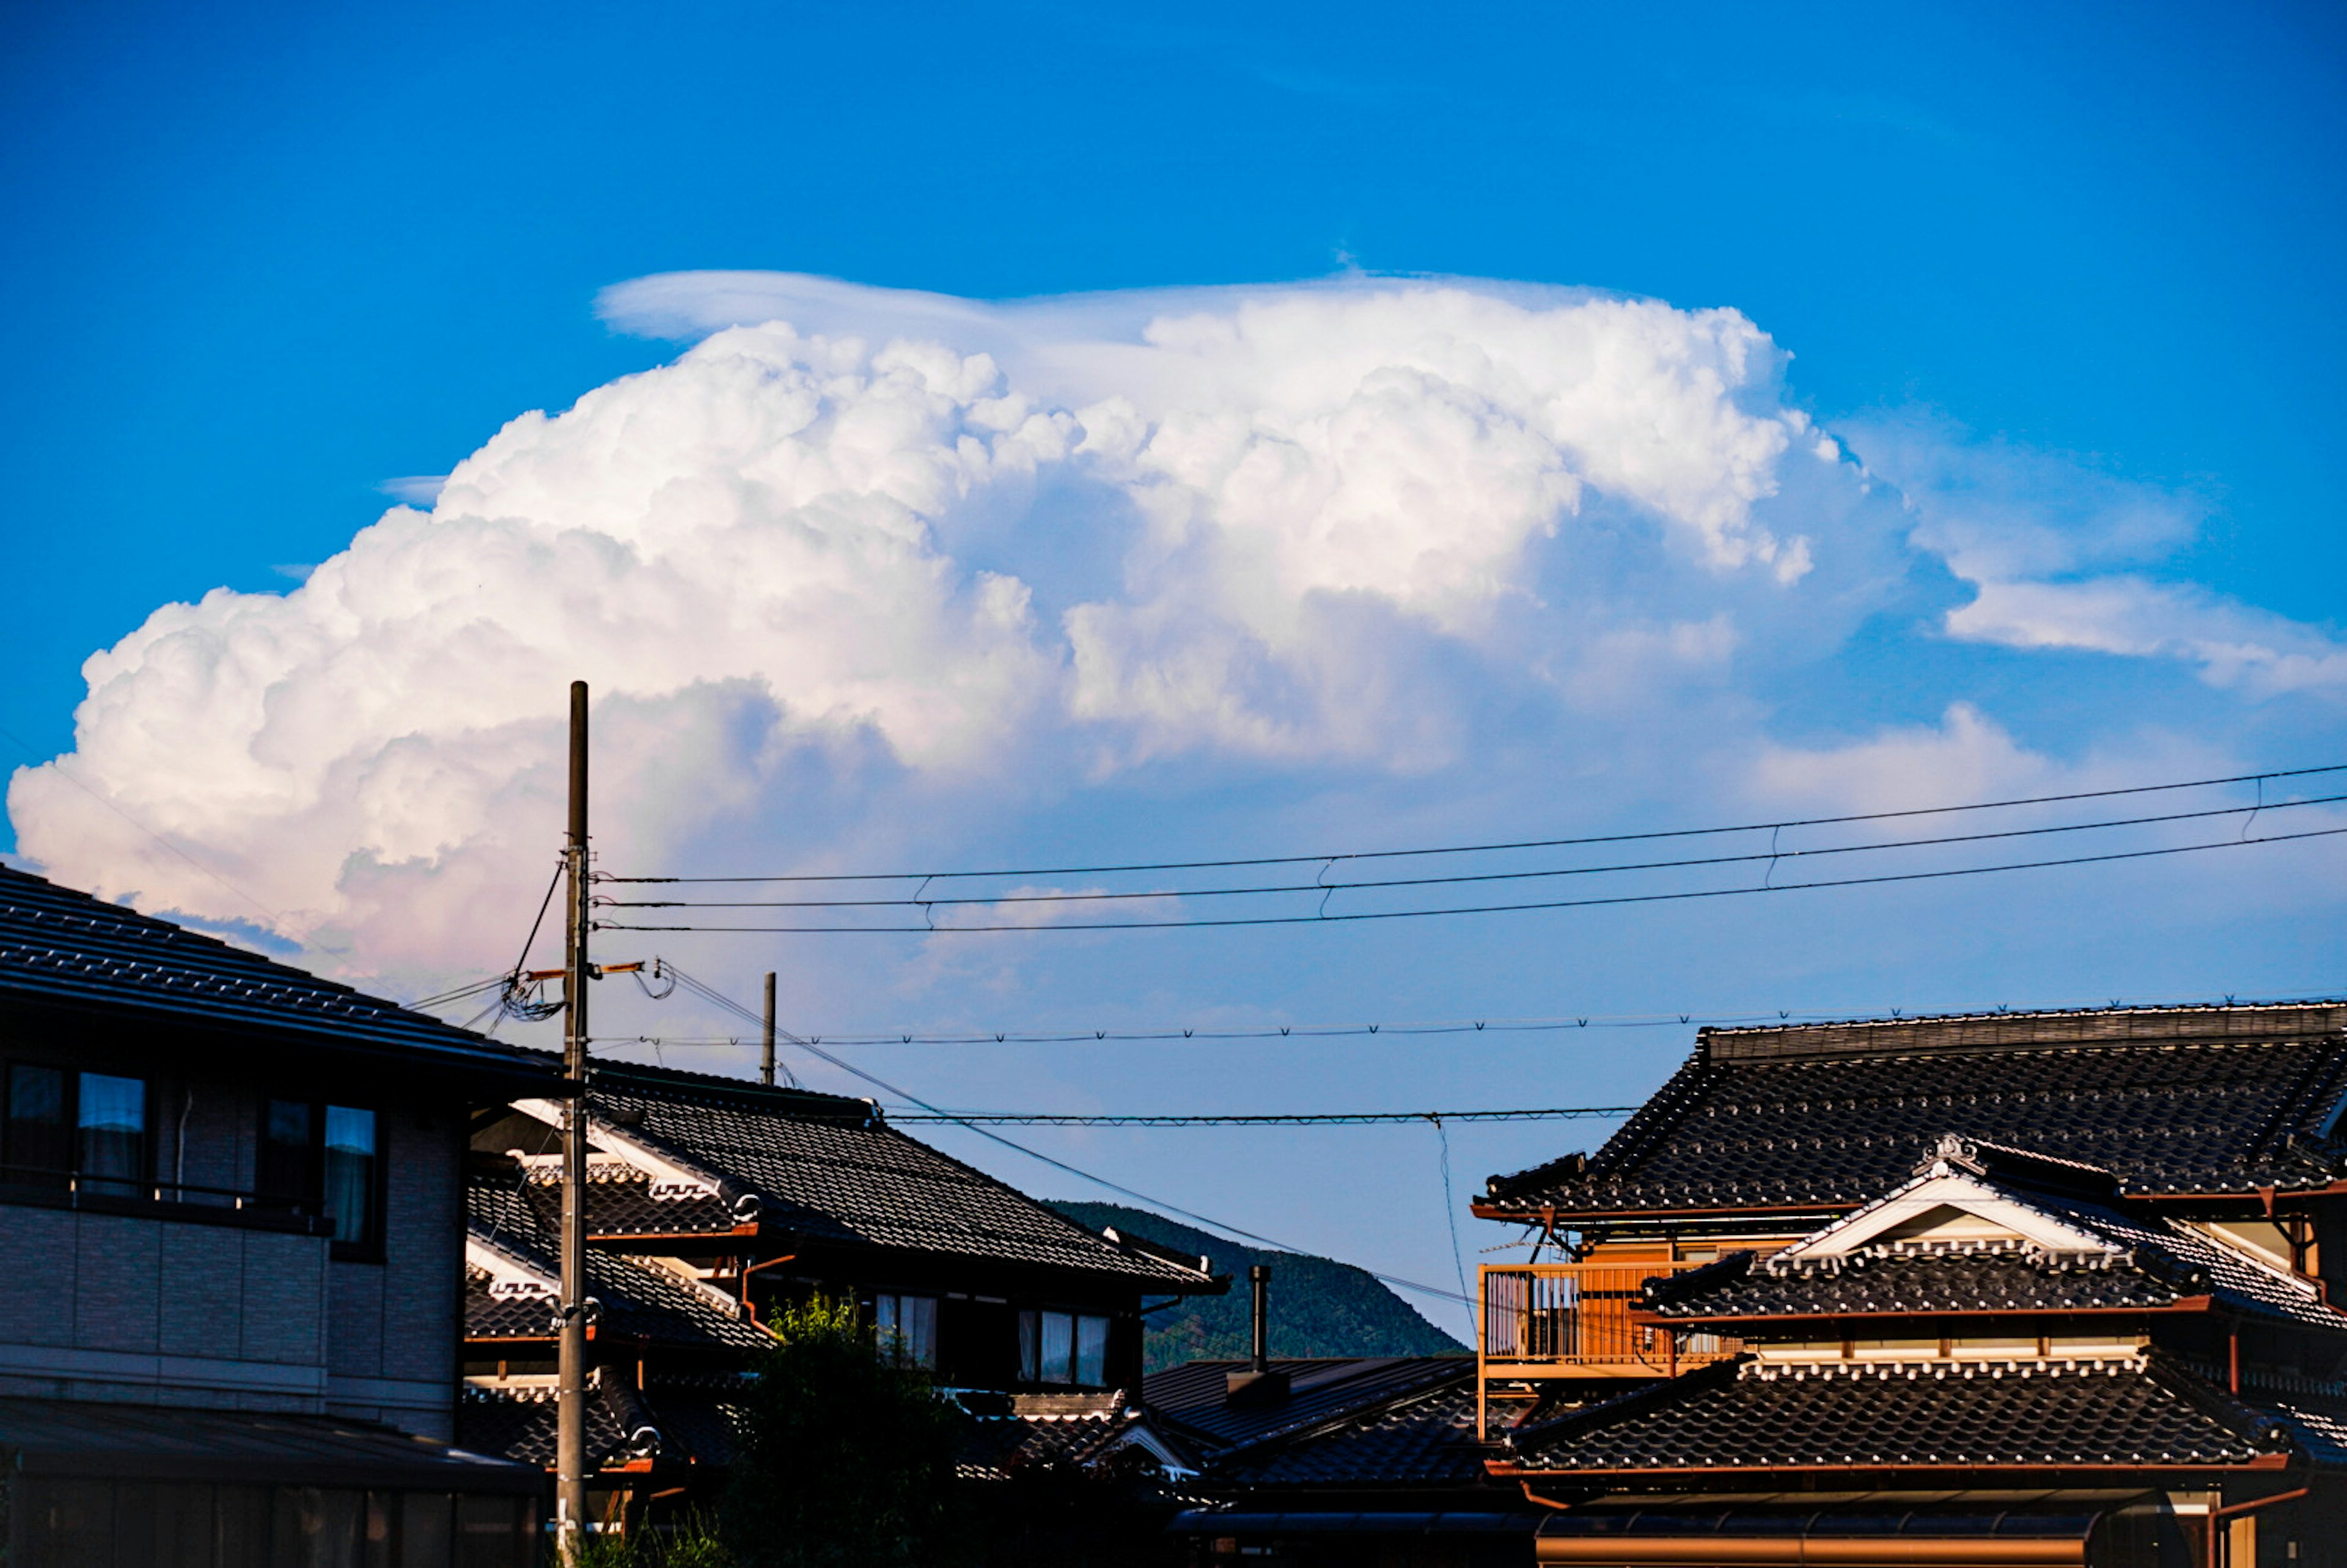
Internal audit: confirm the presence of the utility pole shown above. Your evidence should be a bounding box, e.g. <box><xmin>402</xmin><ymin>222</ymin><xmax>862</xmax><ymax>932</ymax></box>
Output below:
<box><xmin>556</xmin><ymin>681</ymin><xmax>591</xmax><ymax>1555</ymax></box>
<box><xmin>761</xmin><ymin>972</ymin><xmax>777</xmax><ymax>1087</ymax></box>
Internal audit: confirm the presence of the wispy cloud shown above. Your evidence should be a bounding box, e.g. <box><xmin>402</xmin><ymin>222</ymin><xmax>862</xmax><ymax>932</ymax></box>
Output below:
<box><xmin>377</xmin><ymin>474</ymin><xmax>447</xmax><ymax>506</ymax></box>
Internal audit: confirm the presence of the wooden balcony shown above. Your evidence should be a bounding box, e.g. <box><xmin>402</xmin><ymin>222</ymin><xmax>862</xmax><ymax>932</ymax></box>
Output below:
<box><xmin>1477</xmin><ymin>1260</ymin><xmax>1742</xmax><ymax>1438</ymax></box>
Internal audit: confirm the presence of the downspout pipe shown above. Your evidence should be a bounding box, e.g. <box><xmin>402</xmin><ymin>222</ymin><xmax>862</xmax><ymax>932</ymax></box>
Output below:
<box><xmin>2208</xmin><ymin>1486</ymin><xmax>2308</xmax><ymax>1567</ymax></box>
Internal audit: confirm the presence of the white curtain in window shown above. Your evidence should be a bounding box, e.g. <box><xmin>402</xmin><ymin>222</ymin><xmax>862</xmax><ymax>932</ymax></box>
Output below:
<box><xmin>1074</xmin><ymin>1314</ymin><xmax>1109</xmax><ymax>1387</ymax></box>
<box><xmin>1040</xmin><ymin>1310</ymin><xmax>1074</xmax><ymax>1383</ymax></box>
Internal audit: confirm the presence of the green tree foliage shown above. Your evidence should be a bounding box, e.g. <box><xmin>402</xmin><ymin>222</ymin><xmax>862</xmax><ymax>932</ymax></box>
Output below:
<box><xmin>722</xmin><ymin>1295</ymin><xmax>965</xmax><ymax>1568</ymax></box>
<box><xmin>572</xmin><ymin>1511</ymin><xmax>733</xmax><ymax>1567</ymax></box>
<box><xmin>1046</xmin><ymin>1202</ymin><xmax>1466</xmax><ymax>1370</ymax></box>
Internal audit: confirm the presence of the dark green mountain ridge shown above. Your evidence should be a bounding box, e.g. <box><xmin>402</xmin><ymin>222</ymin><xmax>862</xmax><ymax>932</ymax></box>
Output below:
<box><xmin>1046</xmin><ymin>1200</ymin><xmax>1466</xmax><ymax>1373</ymax></box>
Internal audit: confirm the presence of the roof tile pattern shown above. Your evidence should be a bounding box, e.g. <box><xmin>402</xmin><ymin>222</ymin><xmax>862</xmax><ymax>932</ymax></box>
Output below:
<box><xmin>582</xmin><ymin>1063</ymin><xmax>1211</xmax><ymax>1286</ymax></box>
<box><xmin>466</xmin><ymin>1176</ymin><xmax>771</xmax><ymax>1352</ymax></box>
<box><xmin>1215</xmin><ymin>1383</ymin><xmax>1494</xmax><ymax>1488</ymax></box>
<box><xmin>0</xmin><ymin>866</ymin><xmax>549</xmax><ymax>1075</ymax></box>
<box><xmin>1488</xmin><ymin>1006</ymin><xmax>2347</xmax><ymax>1213</ymax></box>
<box><xmin>1508</xmin><ymin>1357</ymin><xmax>2283</xmax><ymax>1471</ymax></box>
<box><xmin>957</xmin><ymin>1412</ymin><xmax>1147</xmax><ymax>1481</ymax></box>
<box><xmin>1649</xmin><ymin>1200</ymin><xmax>2341</xmax><ymax>1329</ymax></box>
<box><xmin>1144</xmin><ymin>1357</ymin><xmax>1471</xmax><ymax>1457</ymax></box>
<box><xmin>459</xmin><ymin>1380</ymin><xmax>744</xmax><ymax>1471</ymax></box>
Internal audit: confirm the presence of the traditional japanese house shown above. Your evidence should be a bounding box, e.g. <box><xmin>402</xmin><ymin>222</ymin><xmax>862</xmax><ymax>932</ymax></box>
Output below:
<box><xmin>0</xmin><ymin>865</ymin><xmax>554</xmax><ymax>1565</ymax></box>
<box><xmin>460</xmin><ymin>1056</ymin><xmax>1222</xmax><ymax>1518</ymax></box>
<box><xmin>1156</xmin><ymin>1355</ymin><xmax>1543</xmax><ymax>1565</ymax></box>
<box><xmin>1471</xmin><ymin>1002</ymin><xmax>2347</xmax><ymax>1566</ymax></box>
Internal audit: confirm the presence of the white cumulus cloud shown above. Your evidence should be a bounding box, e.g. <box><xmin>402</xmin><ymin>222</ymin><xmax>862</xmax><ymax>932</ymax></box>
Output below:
<box><xmin>9</xmin><ymin>271</ymin><xmax>2323</xmax><ymax>989</ymax></box>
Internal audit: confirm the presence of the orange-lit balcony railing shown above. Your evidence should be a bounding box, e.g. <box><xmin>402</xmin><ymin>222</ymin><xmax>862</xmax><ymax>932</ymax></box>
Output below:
<box><xmin>1477</xmin><ymin>1261</ymin><xmax>1741</xmax><ymax>1438</ymax></box>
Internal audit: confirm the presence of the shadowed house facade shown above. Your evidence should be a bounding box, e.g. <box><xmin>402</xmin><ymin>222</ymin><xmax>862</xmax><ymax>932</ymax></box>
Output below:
<box><xmin>0</xmin><ymin>865</ymin><xmax>554</xmax><ymax>1566</ymax></box>
<box><xmin>1471</xmin><ymin>1003</ymin><xmax>2347</xmax><ymax>1567</ymax></box>
<box><xmin>460</xmin><ymin>1057</ymin><xmax>1221</xmax><ymax>1517</ymax></box>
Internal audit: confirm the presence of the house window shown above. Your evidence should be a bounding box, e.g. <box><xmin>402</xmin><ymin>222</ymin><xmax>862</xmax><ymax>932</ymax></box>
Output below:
<box><xmin>76</xmin><ymin>1074</ymin><xmax>147</xmax><ymax>1196</ymax></box>
<box><xmin>4</xmin><ymin>1064</ymin><xmax>69</xmax><ymax>1182</ymax></box>
<box><xmin>872</xmin><ymin>1292</ymin><xmax>936</xmax><ymax>1369</ymax></box>
<box><xmin>1018</xmin><ymin>1310</ymin><xmax>1111</xmax><ymax>1387</ymax></box>
<box><xmin>258</xmin><ymin>1099</ymin><xmax>379</xmax><ymax>1245</ymax></box>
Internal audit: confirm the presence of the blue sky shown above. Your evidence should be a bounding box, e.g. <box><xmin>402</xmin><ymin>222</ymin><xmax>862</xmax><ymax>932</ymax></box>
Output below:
<box><xmin>6</xmin><ymin>1</ymin><xmax>2345</xmax><ymax>1328</ymax></box>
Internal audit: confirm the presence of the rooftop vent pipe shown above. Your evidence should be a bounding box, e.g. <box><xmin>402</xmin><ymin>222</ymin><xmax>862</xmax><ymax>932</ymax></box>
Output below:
<box><xmin>1225</xmin><ymin>1264</ymin><xmax>1289</xmax><ymax>1406</ymax></box>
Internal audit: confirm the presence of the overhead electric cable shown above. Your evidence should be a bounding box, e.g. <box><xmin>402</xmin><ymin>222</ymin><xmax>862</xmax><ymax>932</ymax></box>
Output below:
<box><xmin>598</xmin><ymin>824</ymin><xmax>2347</xmax><ymax>934</ymax></box>
<box><xmin>600</xmin><ymin>761</ymin><xmax>2345</xmax><ymax>885</ymax></box>
<box><xmin>587</xmin><ymin>983</ymin><xmax>2347</xmax><ymax>1049</ymax></box>
<box><xmin>872</xmin><ymin>1106</ymin><xmax>1637</xmax><ymax>1126</ymax></box>
<box><xmin>596</xmin><ymin>793</ymin><xmax>2345</xmax><ymax>912</ymax></box>
<box><xmin>645</xmin><ymin>961</ymin><xmax>1472</xmax><ymax>1305</ymax></box>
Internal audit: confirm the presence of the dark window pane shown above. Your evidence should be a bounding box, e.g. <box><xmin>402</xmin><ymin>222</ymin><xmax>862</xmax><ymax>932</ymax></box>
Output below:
<box><xmin>1017</xmin><ymin>1310</ymin><xmax>1039</xmax><ymax>1382</ymax></box>
<box><xmin>77</xmin><ymin>1072</ymin><xmax>145</xmax><ymax>1196</ymax></box>
<box><xmin>323</xmin><ymin>1107</ymin><xmax>375</xmax><ymax>1244</ymax></box>
<box><xmin>6</xmin><ymin>1063</ymin><xmax>69</xmax><ymax>1181</ymax></box>
<box><xmin>453</xmin><ymin>1495</ymin><xmax>522</xmax><ymax>1568</ymax></box>
<box><xmin>902</xmin><ymin>1295</ymin><xmax>937</xmax><ymax>1369</ymax></box>
<box><xmin>1040</xmin><ymin>1311</ymin><xmax>1073</xmax><ymax>1384</ymax></box>
<box><xmin>1074</xmin><ymin>1314</ymin><xmax>1109</xmax><ymax>1387</ymax></box>
<box><xmin>397</xmin><ymin>1493</ymin><xmax>452</xmax><ymax>1568</ymax></box>
<box><xmin>259</xmin><ymin>1099</ymin><xmax>312</xmax><ymax>1204</ymax></box>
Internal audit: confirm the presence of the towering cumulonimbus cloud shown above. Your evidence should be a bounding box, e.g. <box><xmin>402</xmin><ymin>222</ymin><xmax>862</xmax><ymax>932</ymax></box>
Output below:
<box><xmin>8</xmin><ymin>274</ymin><xmax>2334</xmax><ymax>985</ymax></box>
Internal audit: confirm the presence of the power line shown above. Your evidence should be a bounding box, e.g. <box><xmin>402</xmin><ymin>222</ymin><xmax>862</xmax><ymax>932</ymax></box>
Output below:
<box><xmin>600</xmin><ymin>761</ymin><xmax>2345</xmax><ymax>885</ymax></box>
<box><xmin>595</xmin><ymin>793</ymin><xmax>2345</xmax><ymax>913</ymax></box>
<box><xmin>548</xmin><ymin>981</ymin><xmax>2343</xmax><ymax>1052</ymax></box>
<box><xmin>643</xmin><ymin>961</ymin><xmax>1472</xmax><ymax>1305</ymax></box>
<box><xmin>873</xmin><ymin>1106</ymin><xmax>1637</xmax><ymax>1126</ymax></box>
<box><xmin>598</xmin><ymin>824</ymin><xmax>2347</xmax><ymax>935</ymax></box>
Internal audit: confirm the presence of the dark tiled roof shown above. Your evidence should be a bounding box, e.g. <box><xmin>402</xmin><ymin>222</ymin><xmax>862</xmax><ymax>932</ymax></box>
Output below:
<box><xmin>1486</xmin><ymin>1005</ymin><xmax>2347</xmax><ymax>1214</ymax></box>
<box><xmin>0</xmin><ymin>865</ymin><xmax>555</xmax><ymax>1082</ymax></box>
<box><xmin>1143</xmin><ymin>1357</ymin><xmax>1471</xmax><ymax>1457</ymax></box>
<box><xmin>466</xmin><ymin>1176</ymin><xmax>771</xmax><ymax>1353</ymax></box>
<box><xmin>578</xmin><ymin>1060</ymin><xmax>1216</xmax><ymax>1287</ymax></box>
<box><xmin>1507</xmin><ymin>1356</ymin><xmax>2291</xmax><ymax>1473</ymax></box>
<box><xmin>958</xmin><ymin>1408</ymin><xmax>1147</xmax><ymax>1481</ymax></box>
<box><xmin>1648</xmin><ymin>1178</ymin><xmax>2344</xmax><ymax>1330</ymax></box>
<box><xmin>1214</xmin><ymin>1383</ymin><xmax>1495</xmax><ymax>1489</ymax></box>
<box><xmin>1648</xmin><ymin>1248</ymin><xmax>2186</xmax><ymax>1319</ymax></box>
<box><xmin>0</xmin><ymin>1396</ymin><xmax>537</xmax><ymax>1490</ymax></box>
<box><xmin>458</xmin><ymin>1379</ymin><xmax>744</xmax><ymax>1471</ymax></box>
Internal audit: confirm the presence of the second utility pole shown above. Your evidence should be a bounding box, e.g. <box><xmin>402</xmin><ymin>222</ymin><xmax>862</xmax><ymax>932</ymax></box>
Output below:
<box><xmin>761</xmin><ymin>972</ymin><xmax>777</xmax><ymax>1086</ymax></box>
<box><xmin>556</xmin><ymin>680</ymin><xmax>592</xmax><ymax>1554</ymax></box>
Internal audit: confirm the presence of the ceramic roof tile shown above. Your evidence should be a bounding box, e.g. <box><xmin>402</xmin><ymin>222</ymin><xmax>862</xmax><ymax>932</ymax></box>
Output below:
<box><xmin>1142</xmin><ymin>1357</ymin><xmax>1472</xmax><ymax>1457</ymax></box>
<box><xmin>576</xmin><ymin>1060</ymin><xmax>1216</xmax><ymax>1286</ymax></box>
<box><xmin>1648</xmin><ymin>1184</ymin><xmax>2345</xmax><ymax>1330</ymax></box>
<box><xmin>0</xmin><ymin>866</ymin><xmax>555</xmax><ymax>1081</ymax></box>
<box><xmin>465</xmin><ymin>1174</ymin><xmax>771</xmax><ymax>1353</ymax></box>
<box><xmin>1487</xmin><ymin>1005</ymin><xmax>2347</xmax><ymax>1214</ymax></box>
<box><xmin>1507</xmin><ymin>1355</ymin><xmax>2288</xmax><ymax>1473</ymax></box>
<box><xmin>1213</xmin><ymin>1383</ymin><xmax>1494</xmax><ymax>1488</ymax></box>
<box><xmin>458</xmin><ymin>1379</ymin><xmax>744</xmax><ymax>1471</ymax></box>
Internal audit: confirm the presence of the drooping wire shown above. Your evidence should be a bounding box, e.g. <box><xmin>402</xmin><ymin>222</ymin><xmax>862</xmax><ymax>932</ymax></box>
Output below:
<box><xmin>599</xmin><ymin>762</ymin><xmax>2346</xmax><ymax>885</ymax></box>
<box><xmin>1432</xmin><ymin>1115</ymin><xmax>1475</xmax><ymax>1343</ymax></box>
<box><xmin>408</xmin><ymin>861</ymin><xmax>567</xmax><ymax>1025</ymax></box>
<box><xmin>642</xmin><ymin>961</ymin><xmax>1471</xmax><ymax>1306</ymax></box>
<box><xmin>597</xmin><ymin>823</ymin><xmax>2347</xmax><ymax>934</ymax></box>
<box><xmin>597</xmin><ymin>793</ymin><xmax>2346</xmax><ymax>914</ymax></box>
